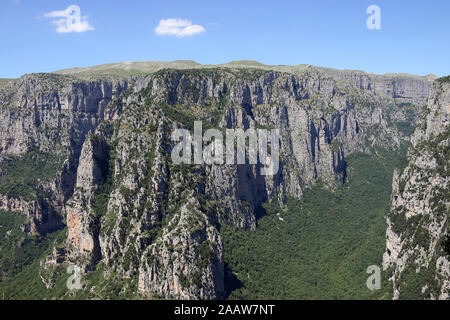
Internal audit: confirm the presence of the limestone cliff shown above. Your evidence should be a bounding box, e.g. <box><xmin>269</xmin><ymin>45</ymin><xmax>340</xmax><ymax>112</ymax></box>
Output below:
<box><xmin>383</xmin><ymin>78</ymin><xmax>449</xmax><ymax>299</ymax></box>
<box><xmin>0</xmin><ymin>73</ymin><xmax>129</xmax><ymax>235</ymax></box>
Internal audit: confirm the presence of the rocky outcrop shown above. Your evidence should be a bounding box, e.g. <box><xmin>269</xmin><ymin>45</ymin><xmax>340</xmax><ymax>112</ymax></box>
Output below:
<box><xmin>383</xmin><ymin>79</ymin><xmax>449</xmax><ymax>300</ymax></box>
<box><xmin>65</xmin><ymin>134</ymin><xmax>110</xmax><ymax>266</ymax></box>
<box><xmin>138</xmin><ymin>196</ymin><xmax>224</xmax><ymax>299</ymax></box>
<box><xmin>0</xmin><ymin>183</ymin><xmax>64</xmax><ymax>235</ymax></box>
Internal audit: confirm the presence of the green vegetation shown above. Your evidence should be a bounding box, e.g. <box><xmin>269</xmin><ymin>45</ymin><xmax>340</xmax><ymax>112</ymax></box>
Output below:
<box><xmin>226</xmin><ymin>68</ymin><xmax>272</xmax><ymax>80</ymax></box>
<box><xmin>395</xmin><ymin>121</ymin><xmax>415</xmax><ymax>136</ymax></box>
<box><xmin>70</xmin><ymin>262</ymin><xmax>140</xmax><ymax>300</ymax></box>
<box><xmin>161</xmin><ymin>104</ymin><xmax>201</xmax><ymax>131</ymax></box>
<box><xmin>330</xmin><ymin>138</ymin><xmax>341</xmax><ymax>152</ymax></box>
<box><xmin>429</xmin><ymin>129</ymin><xmax>450</xmax><ymax>177</ymax></box>
<box><xmin>416</xmin><ymin>126</ymin><xmax>450</xmax><ymax>177</ymax></box>
<box><xmin>436</xmin><ymin>75</ymin><xmax>450</xmax><ymax>84</ymax></box>
<box><xmin>396</xmin><ymin>256</ymin><xmax>441</xmax><ymax>300</ymax></box>
<box><xmin>223</xmin><ymin>149</ymin><xmax>406</xmax><ymax>299</ymax></box>
<box><xmin>158</xmin><ymin>102</ymin><xmax>225</xmax><ymax>133</ymax></box>
<box><xmin>0</xmin><ymin>150</ymin><xmax>64</xmax><ymax>200</ymax></box>
<box><xmin>0</xmin><ymin>208</ymin><xmax>139</xmax><ymax>300</ymax></box>
<box><xmin>348</xmin><ymin>90</ymin><xmax>379</xmax><ymax>110</ymax></box>
<box><xmin>393</xmin><ymin>102</ymin><xmax>417</xmax><ymax>136</ymax></box>
<box><xmin>0</xmin><ymin>210</ymin><xmax>68</xmax><ymax>299</ymax></box>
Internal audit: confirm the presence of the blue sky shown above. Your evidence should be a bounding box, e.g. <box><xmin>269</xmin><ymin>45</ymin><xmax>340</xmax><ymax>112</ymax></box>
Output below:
<box><xmin>1</xmin><ymin>0</ymin><xmax>449</xmax><ymax>78</ymax></box>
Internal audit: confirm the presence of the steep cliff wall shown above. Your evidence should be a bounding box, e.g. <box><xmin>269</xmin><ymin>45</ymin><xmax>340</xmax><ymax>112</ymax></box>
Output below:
<box><xmin>0</xmin><ymin>74</ymin><xmax>129</xmax><ymax>234</ymax></box>
<box><xmin>383</xmin><ymin>78</ymin><xmax>449</xmax><ymax>300</ymax></box>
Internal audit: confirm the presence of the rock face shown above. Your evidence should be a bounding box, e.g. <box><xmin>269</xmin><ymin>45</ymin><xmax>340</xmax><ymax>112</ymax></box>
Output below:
<box><xmin>0</xmin><ymin>74</ymin><xmax>128</xmax><ymax>155</ymax></box>
<box><xmin>383</xmin><ymin>79</ymin><xmax>449</xmax><ymax>300</ymax></box>
<box><xmin>0</xmin><ymin>74</ymin><xmax>129</xmax><ymax>235</ymax></box>
<box><xmin>0</xmin><ymin>66</ymin><xmax>437</xmax><ymax>299</ymax></box>
<box><xmin>66</xmin><ymin>133</ymin><xmax>110</xmax><ymax>266</ymax></box>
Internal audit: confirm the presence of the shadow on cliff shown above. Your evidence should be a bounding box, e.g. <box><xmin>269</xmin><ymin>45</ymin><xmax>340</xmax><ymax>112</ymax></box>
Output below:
<box><xmin>223</xmin><ymin>263</ymin><xmax>243</xmax><ymax>298</ymax></box>
<box><xmin>255</xmin><ymin>205</ymin><xmax>267</xmax><ymax>221</ymax></box>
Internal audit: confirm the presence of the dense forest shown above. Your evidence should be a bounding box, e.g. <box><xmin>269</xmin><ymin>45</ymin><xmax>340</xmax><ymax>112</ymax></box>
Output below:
<box><xmin>223</xmin><ymin>147</ymin><xmax>408</xmax><ymax>299</ymax></box>
<box><xmin>0</xmin><ymin>210</ymin><xmax>68</xmax><ymax>299</ymax></box>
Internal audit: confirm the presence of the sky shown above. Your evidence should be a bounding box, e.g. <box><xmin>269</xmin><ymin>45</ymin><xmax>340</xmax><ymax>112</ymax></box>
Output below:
<box><xmin>1</xmin><ymin>0</ymin><xmax>449</xmax><ymax>78</ymax></box>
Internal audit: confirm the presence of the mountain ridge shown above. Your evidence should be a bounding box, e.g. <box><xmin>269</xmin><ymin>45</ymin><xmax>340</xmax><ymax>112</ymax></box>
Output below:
<box><xmin>48</xmin><ymin>60</ymin><xmax>438</xmax><ymax>80</ymax></box>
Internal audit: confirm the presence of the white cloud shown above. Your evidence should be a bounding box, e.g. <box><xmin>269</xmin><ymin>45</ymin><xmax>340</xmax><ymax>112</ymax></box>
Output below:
<box><xmin>44</xmin><ymin>5</ymin><xmax>94</xmax><ymax>33</ymax></box>
<box><xmin>155</xmin><ymin>18</ymin><xmax>205</xmax><ymax>37</ymax></box>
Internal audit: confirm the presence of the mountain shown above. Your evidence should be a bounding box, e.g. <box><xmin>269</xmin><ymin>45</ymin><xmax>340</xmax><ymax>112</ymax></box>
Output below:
<box><xmin>0</xmin><ymin>61</ymin><xmax>446</xmax><ymax>299</ymax></box>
